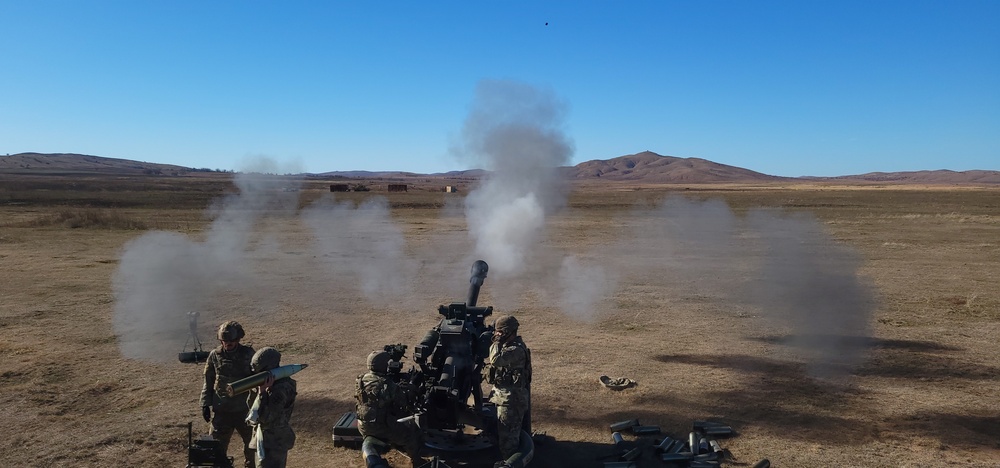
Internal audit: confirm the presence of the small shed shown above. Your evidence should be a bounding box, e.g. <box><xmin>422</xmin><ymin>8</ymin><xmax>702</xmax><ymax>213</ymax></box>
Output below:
<box><xmin>387</xmin><ymin>184</ymin><xmax>408</xmax><ymax>192</ymax></box>
<box><xmin>445</xmin><ymin>186</ymin><xmax>458</xmax><ymax>193</ymax></box>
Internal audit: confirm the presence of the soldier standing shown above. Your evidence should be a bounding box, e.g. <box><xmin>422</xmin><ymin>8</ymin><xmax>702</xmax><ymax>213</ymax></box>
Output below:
<box><xmin>484</xmin><ymin>315</ymin><xmax>532</xmax><ymax>466</ymax></box>
<box><xmin>201</xmin><ymin>321</ymin><xmax>256</xmax><ymax>468</ymax></box>
<box><xmin>355</xmin><ymin>350</ymin><xmax>424</xmax><ymax>468</ymax></box>
<box><xmin>246</xmin><ymin>347</ymin><xmax>297</xmax><ymax>468</ymax></box>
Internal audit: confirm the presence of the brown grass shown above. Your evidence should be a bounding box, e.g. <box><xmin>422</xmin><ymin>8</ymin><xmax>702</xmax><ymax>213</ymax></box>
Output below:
<box><xmin>0</xmin><ymin>176</ymin><xmax>998</xmax><ymax>467</ymax></box>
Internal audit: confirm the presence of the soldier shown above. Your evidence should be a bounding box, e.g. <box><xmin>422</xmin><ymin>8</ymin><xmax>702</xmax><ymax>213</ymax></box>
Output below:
<box><xmin>201</xmin><ymin>320</ymin><xmax>256</xmax><ymax>468</ymax></box>
<box><xmin>246</xmin><ymin>347</ymin><xmax>297</xmax><ymax>468</ymax></box>
<box><xmin>484</xmin><ymin>314</ymin><xmax>532</xmax><ymax>466</ymax></box>
<box><xmin>355</xmin><ymin>350</ymin><xmax>424</xmax><ymax>468</ymax></box>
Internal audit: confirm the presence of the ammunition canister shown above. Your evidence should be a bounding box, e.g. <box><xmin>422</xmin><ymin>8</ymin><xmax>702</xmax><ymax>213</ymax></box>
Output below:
<box><xmin>632</xmin><ymin>425</ymin><xmax>661</xmax><ymax>435</ymax></box>
<box><xmin>609</xmin><ymin>418</ymin><xmax>640</xmax><ymax>432</ymax></box>
<box><xmin>752</xmin><ymin>459</ymin><xmax>771</xmax><ymax>468</ymax></box>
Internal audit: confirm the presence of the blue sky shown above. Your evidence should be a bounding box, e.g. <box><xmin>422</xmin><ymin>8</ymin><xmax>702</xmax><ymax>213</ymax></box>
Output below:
<box><xmin>1</xmin><ymin>1</ymin><xmax>997</xmax><ymax>176</ymax></box>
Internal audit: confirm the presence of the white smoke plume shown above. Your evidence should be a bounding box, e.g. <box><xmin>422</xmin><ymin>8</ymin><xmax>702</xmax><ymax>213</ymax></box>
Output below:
<box><xmin>454</xmin><ymin>79</ymin><xmax>574</xmax><ymax>278</ymax></box>
<box><xmin>604</xmin><ymin>195</ymin><xmax>876</xmax><ymax>379</ymax></box>
<box><xmin>112</xmin><ymin>165</ymin><xmax>303</xmax><ymax>362</ymax></box>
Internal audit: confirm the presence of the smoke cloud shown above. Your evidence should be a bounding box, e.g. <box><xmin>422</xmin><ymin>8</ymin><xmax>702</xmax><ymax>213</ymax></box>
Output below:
<box><xmin>454</xmin><ymin>79</ymin><xmax>573</xmax><ymax>278</ymax></box>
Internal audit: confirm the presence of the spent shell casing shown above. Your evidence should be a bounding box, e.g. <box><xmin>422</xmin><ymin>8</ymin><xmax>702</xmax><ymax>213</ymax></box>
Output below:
<box><xmin>703</xmin><ymin>425</ymin><xmax>734</xmax><ymax>437</ymax></box>
<box><xmin>654</xmin><ymin>437</ymin><xmax>674</xmax><ymax>453</ymax></box>
<box><xmin>752</xmin><ymin>459</ymin><xmax>771</xmax><ymax>468</ymax></box>
<box><xmin>631</xmin><ymin>425</ymin><xmax>661</xmax><ymax>435</ymax></box>
<box><xmin>609</xmin><ymin>418</ymin><xmax>640</xmax><ymax>432</ymax></box>
<box><xmin>611</xmin><ymin>431</ymin><xmax>625</xmax><ymax>447</ymax></box>
<box><xmin>602</xmin><ymin>462</ymin><xmax>637</xmax><ymax>468</ymax></box>
<box><xmin>709</xmin><ymin>439</ymin><xmax>723</xmax><ymax>454</ymax></box>
<box><xmin>669</xmin><ymin>440</ymin><xmax>687</xmax><ymax>454</ymax></box>
<box><xmin>660</xmin><ymin>452</ymin><xmax>694</xmax><ymax>462</ymax></box>
<box><xmin>689</xmin><ymin>431</ymin><xmax>701</xmax><ymax>455</ymax></box>
<box><xmin>620</xmin><ymin>446</ymin><xmax>642</xmax><ymax>461</ymax></box>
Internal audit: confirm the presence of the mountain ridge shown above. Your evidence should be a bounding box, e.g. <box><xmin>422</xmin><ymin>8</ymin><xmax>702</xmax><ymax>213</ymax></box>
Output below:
<box><xmin>3</xmin><ymin>151</ymin><xmax>998</xmax><ymax>184</ymax></box>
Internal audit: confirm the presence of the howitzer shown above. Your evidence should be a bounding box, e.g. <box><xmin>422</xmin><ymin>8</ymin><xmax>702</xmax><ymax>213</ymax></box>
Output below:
<box><xmin>338</xmin><ymin>260</ymin><xmax>534</xmax><ymax>467</ymax></box>
<box><xmin>410</xmin><ymin>260</ymin><xmax>495</xmax><ymax>431</ymax></box>
<box><xmin>225</xmin><ymin>364</ymin><xmax>308</xmax><ymax>397</ymax></box>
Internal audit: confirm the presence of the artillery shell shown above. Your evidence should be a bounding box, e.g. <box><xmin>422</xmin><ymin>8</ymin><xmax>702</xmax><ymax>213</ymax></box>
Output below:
<box><xmin>609</xmin><ymin>418</ymin><xmax>640</xmax><ymax>432</ymax></box>
<box><xmin>631</xmin><ymin>425</ymin><xmax>661</xmax><ymax>435</ymax></box>
<box><xmin>752</xmin><ymin>459</ymin><xmax>771</xmax><ymax>468</ymax></box>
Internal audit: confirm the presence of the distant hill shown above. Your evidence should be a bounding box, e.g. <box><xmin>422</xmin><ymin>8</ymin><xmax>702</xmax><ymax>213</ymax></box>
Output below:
<box><xmin>812</xmin><ymin>170</ymin><xmax>1000</xmax><ymax>185</ymax></box>
<box><xmin>3</xmin><ymin>152</ymin><xmax>998</xmax><ymax>184</ymax></box>
<box><xmin>565</xmin><ymin>151</ymin><xmax>789</xmax><ymax>183</ymax></box>
<box><xmin>0</xmin><ymin>153</ymin><xmax>193</xmax><ymax>175</ymax></box>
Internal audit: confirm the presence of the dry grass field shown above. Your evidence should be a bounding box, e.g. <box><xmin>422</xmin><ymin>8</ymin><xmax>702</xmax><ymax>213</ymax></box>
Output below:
<box><xmin>1</xmin><ymin>174</ymin><xmax>998</xmax><ymax>467</ymax></box>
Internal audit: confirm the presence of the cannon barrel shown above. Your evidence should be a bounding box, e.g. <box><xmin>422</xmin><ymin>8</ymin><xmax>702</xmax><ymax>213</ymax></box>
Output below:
<box><xmin>226</xmin><ymin>364</ymin><xmax>308</xmax><ymax>397</ymax></box>
<box><xmin>467</xmin><ymin>260</ymin><xmax>488</xmax><ymax>307</ymax></box>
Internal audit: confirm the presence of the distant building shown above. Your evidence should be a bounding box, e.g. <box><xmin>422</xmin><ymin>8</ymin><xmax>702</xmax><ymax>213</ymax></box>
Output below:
<box><xmin>445</xmin><ymin>186</ymin><xmax>458</xmax><ymax>193</ymax></box>
<box><xmin>330</xmin><ymin>184</ymin><xmax>350</xmax><ymax>192</ymax></box>
<box><xmin>388</xmin><ymin>184</ymin><xmax>408</xmax><ymax>192</ymax></box>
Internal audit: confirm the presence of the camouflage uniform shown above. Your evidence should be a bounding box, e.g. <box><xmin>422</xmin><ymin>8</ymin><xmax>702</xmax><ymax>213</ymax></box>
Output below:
<box><xmin>485</xmin><ymin>334</ymin><xmax>532</xmax><ymax>460</ymax></box>
<box><xmin>248</xmin><ymin>376</ymin><xmax>297</xmax><ymax>468</ymax></box>
<box><xmin>355</xmin><ymin>370</ymin><xmax>423</xmax><ymax>461</ymax></box>
<box><xmin>201</xmin><ymin>343</ymin><xmax>256</xmax><ymax>467</ymax></box>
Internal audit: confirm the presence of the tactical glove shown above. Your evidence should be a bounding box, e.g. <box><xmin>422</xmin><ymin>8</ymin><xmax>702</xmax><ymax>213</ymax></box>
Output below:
<box><xmin>202</xmin><ymin>406</ymin><xmax>212</xmax><ymax>423</ymax></box>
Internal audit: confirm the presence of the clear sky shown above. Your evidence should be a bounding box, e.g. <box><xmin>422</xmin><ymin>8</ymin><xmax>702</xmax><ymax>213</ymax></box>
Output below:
<box><xmin>1</xmin><ymin>1</ymin><xmax>997</xmax><ymax>176</ymax></box>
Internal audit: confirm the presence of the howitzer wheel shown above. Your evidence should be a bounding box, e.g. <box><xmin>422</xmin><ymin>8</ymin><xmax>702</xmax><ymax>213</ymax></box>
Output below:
<box><xmin>423</xmin><ymin>427</ymin><xmax>493</xmax><ymax>452</ymax></box>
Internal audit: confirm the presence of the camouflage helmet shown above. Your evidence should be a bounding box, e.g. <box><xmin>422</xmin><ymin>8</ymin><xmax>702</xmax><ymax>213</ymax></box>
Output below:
<box><xmin>367</xmin><ymin>350</ymin><xmax>391</xmax><ymax>374</ymax></box>
<box><xmin>217</xmin><ymin>320</ymin><xmax>245</xmax><ymax>341</ymax></box>
<box><xmin>251</xmin><ymin>347</ymin><xmax>281</xmax><ymax>372</ymax></box>
<box><xmin>494</xmin><ymin>315</ymin><xmax>519</xmax><ymax>334</ymax></box>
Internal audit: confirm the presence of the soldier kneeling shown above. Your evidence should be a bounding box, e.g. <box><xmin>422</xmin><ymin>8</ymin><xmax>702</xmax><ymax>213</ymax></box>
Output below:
<box><xmin>355</xmin><ymin>350</ymin><xmax>424</xmax><ymax>468</ymax></box>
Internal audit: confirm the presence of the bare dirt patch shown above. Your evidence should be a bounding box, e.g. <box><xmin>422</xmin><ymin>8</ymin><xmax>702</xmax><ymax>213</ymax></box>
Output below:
<box><xmin>1</xmin><ymin>177</ymin><xmax>998</xmax><ymax>467</ymax></box>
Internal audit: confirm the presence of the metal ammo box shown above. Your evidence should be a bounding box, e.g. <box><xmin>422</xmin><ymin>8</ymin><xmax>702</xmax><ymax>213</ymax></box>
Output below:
<box><xmin>332</xmin><ymin>411</ymin><xmax>363</xmax><ymax>447</ymax></box>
